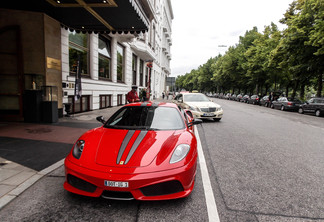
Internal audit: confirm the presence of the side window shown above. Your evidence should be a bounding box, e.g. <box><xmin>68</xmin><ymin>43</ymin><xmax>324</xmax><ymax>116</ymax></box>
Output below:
<box><xmin>69</xmin><ymin>31</ymin><xmax>89</xmax><ymax>76</ymax></box>
<box><xmin>117</xmin><ymin>44</ymin><xmax>124</xmax><ymax>82</ymax></box>
<box><xmin>98</xmin><ymin>35</ymin><xmax>111</xmax><ymax>80</ymax></box>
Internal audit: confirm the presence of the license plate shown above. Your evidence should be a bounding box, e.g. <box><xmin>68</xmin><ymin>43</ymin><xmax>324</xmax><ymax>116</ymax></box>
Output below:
<box><xmin>203</xmin><ymin>113</ymin><xmax>214</xmax><ymax>117</ymax></box>
<box><xmin>104</xmin><ymin>180</ymin><xmax>129</xmax><ymax>188</ymax></box>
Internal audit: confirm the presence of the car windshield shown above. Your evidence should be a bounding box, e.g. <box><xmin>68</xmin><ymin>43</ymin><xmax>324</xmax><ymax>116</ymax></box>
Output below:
<box><xmin>183</xmin><ymin>94</ymin><xmax>210</xmax><ymax>102</ymax></box>
<box><xmin>104</xmin><ymin>106</ymin><xmax>185</xmax><ymax>130</ymax></box>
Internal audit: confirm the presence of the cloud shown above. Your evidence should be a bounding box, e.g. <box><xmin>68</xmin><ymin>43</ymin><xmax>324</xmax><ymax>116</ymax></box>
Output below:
<box><xmin>170</xmin><ymin>0</ymin><xmax>293</xmax><ymax>77</ymax></box>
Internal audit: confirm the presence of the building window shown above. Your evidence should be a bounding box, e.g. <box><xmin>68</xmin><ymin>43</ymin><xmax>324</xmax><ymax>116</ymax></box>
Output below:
<box><xmin>145</xmin><ymin>66</ymin><xmax>149</xmax><ymax>87</ymax></box>
<box><xmin>139</xmin><ymin>60</ymin><xmax>144</xmax><ymax>87</ymax></box>
<box><xmin>69</xmin><ymin>31</ymin><xmax>89</xmax><ymax>76</ymax></box>
<box><xmin>68</xmin><ymin>95</ymin><xmax>90</xmax><ymax>114</ymax></box>
<box><xmin>100</xmin><ymin>95</ymin><xmax>112</xmax><ymax>108</ymax></box>
<box><xmin>117</xmin><ymin>44</ymin><xmax>124</xmax><ymax>82</ymax></box>
<box><xmin>98</xmin><ymin>36</ymin><xmax>111</xmax><ymax>80</ymax></box>
<box><xmin>132</xmin><ymin>54</ymin><xmax>137</xmax><ymax>86</ymax></box>
<box><xmin>117</xmin><ymin>94</ymin><xmax>123</xmax><ymax>106</ymax></box>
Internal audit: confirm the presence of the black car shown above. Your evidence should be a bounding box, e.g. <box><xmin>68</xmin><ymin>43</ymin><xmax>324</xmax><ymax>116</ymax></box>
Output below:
<box><xmin>247</xmin><ymin>95</ymin><xmax>260</xmax><ymax>105</ymax></box>
<box><xmin>260</xmin><ymin>95</ymin><xmax>270</xmax><ymax>107</ymax></box>
<box><xmin>271</xmin><ymin>97</ymin><xmax>302</xmax><ymax>111</ymax></box>
<box><xmin>298</xmin><ymin>97</ymin><xmax>324</xmax><ymax>117</ymax></box>
<box><xmin>241</xmin><ymin>95</ymin><xmax>250</xmax><ymax>103</ymax></box>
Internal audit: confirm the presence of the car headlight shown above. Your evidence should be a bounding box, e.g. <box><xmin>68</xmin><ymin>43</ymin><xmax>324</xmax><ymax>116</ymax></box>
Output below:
<box><xmin>170</xmin><ymin>144</ymin><xmax>190</xmax><ymax>164</ymax></box>
<box><xmin>216</xmin><ymin>107</ymin><xmax>222</xmax><ymax>111</ymax></box>
<box><xmin>189</xmin><ymin>105</ymin><xmax>199</xmax><ymax>112</ymax></box>
<box><xmin>72</xmin><ymin>140</ymin><xmax>85</xmax><ymax>159</ymax></box>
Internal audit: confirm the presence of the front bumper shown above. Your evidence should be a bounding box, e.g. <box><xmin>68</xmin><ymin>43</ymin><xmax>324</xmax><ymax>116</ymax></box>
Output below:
<box><xmin>192</xmin><ymin>110</ymin><xmax>223</xmax><ymax>119</ymax></box>
<box><xmin>64</xmin><ymin>156</ymin><xmax>197</xmax><ymax>201</ymax></box>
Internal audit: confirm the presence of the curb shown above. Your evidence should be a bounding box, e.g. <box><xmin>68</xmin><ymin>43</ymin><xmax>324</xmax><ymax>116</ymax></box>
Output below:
<box><xmin>0</xmin><ymin>159</ymin><xmax>65</xmax><ymax>210</ymax></box>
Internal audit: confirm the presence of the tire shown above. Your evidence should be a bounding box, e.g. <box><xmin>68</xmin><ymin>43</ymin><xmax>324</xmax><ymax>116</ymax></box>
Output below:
<box><xmin>315</xmin><ymin>110</ymin><xmax>321</xmax><ymax>117</ymax></box>
<box><xmin>298</xmin><ymin>107</ymin><xmax>304</xmax><ymax>114</ymax></box>
<box><xmin>281</xmin><ymin>105</ymin><xmax>285</xmax><ymax>111</ymax></box>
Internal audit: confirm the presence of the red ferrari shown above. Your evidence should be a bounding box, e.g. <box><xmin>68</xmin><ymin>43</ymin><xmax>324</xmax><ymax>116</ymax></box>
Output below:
<box><xmin>64</xmin><ymin>101</ymin><xmax>202</xmax><ymax>200</ymax></box>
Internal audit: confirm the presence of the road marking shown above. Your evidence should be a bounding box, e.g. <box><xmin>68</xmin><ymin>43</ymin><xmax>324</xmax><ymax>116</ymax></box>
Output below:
<box><xmin>194</xmin><ymin>125</ymin><xmax>220</xmax><ymax>222</ymax></box>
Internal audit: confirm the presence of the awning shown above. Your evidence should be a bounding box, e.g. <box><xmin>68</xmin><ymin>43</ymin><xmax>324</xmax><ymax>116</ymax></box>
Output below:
<box><xmin>1</xmin><ymin>0</ymin><xmax>149</xmax><ymax>33</ymax></box>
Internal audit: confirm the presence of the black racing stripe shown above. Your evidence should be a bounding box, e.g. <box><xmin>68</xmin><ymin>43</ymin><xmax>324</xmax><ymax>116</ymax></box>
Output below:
<box><xmin>116</xmin><ymin>130</ymin><xmax>135</xmax><ymax>164</ymax></box>
<box><xmin>124</xmin><ymin>130</ymin><xmax>148</xmax><ymax>164</ymax></box>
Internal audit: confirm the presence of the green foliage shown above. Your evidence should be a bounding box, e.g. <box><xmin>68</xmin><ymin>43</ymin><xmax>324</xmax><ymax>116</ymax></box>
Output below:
<box><xmin>175</xmin><ymin>0</ymin><xmax>323</xmax><ymax>98</ymax></box>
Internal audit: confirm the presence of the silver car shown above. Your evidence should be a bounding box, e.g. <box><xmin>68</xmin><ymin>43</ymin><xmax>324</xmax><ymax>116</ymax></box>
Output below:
<box><xmin>172</xmin><ymin>92</ymin><xmax>223</xmax><ymax>121</ymax></box>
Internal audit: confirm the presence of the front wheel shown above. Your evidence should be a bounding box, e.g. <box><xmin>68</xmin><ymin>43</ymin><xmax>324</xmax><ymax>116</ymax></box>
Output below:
<box><xmin>315</xmin><ymin>110</ymin><xmax>321</xmax><ymax>117</ymax></box>
<box><xmin>298</xmin><ymin>108</ymin><xmax>304</xmax><ymax>114</ymax></box>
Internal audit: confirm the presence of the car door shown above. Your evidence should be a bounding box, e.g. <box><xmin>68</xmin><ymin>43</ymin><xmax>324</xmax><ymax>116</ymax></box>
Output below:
<box><xmin>282</xmin><ymin>97</ymin><xmax>288</xmax><ymax>108</ymax></box>
<box><xmin>305</xmin><ymin>98</ymin><xmax>314</xmax><ymax>112</ymax></box>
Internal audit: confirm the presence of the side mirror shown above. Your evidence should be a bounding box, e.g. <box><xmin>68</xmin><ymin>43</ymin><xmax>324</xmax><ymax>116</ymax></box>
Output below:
<box><xmin>188</xmin><ymin>118</ymin><xmax>203</xmax><ymax>127</ymax></box>
<box><xmin>96</xmin><ymin>116</ymin><xmax>106</xmax><ymax>124</ymax></box>
<box><xmin>185</xmin><ymin>110</ymin><xmax>193</xmax><ymax>118</ymax></box>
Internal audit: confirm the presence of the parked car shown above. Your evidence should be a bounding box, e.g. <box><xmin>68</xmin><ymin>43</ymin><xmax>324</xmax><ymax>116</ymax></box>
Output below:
<box><xmin>172</xmin><ymin>92</ymin><xmax>223</xmax><ymax>121</ymax></box>
<box><xmin>298</xmin><ymin>97</ymin><xmax>324</xmax><ymax>117</ymax></box>
<box><xmin>230</xmin><ymin>94</ymin><xmax>237</xmax><ymax>100</ymax></box>
<box><xmin>241</xmin><ymin>95</ymin><xmax>250</xmax><ymax>103</ymax></box>
<box><xmin>269</xmin><ymin>91</ymin><xmax>282</xmax><ymax>106</ymax></box>
<box><xmin>247</xmin><ymin>95</ymin><xmax>260</xmax><ymax>105</ymax></box>
<box><xmin>271</xmin><ymin>97</ymin><xmax>302</xmax><ymax>111</ymax></box>
<box><xmin>236</xmin><ymin>94</ymin><xmax>243</xmax><ymax>102</ymax></box>
<box><xmin>64</xmin><ymin>102</ymin><xmax>202</xmax><ymax>201</ymax></box>
<box><xmin>259</xmin><ymin>95</ymin><xmax>270</xmax><ymax>107</ymax></box>
<box><xmin>224</xmin><ymin>93</ymin><xmax>231</xmax><ymax>100</ymax></box>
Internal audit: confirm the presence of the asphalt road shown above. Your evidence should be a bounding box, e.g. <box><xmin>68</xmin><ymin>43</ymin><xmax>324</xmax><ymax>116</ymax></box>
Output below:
<box><xmin>201</xmin><ymin>98</ymin><xmax>324</xmax><ymax>221</ymax></box>
<box><xmin>1</xmin><ymin>98</ymin><xmax>324</xmax><ymax>222</ymax></box>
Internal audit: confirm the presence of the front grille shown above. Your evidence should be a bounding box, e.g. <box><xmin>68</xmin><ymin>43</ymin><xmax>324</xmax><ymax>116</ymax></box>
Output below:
<box><xmin>200</xmin><ymin>107</ymin><xmax>216</xmax><ymax>112</ymax></box>
<box><xmin>101</xmin><ymin>191</ymin><xmax>134</xmax><ymax>200</ymax></box>
<box><xmin>67</xmin><ymin>174</ymin><xmax>97</xmax><ymax>193</ymax></box>
<box><xmin>140</xmin><ymin>180</ymin><xmax>184</xmax><ymax>196</ymax></box>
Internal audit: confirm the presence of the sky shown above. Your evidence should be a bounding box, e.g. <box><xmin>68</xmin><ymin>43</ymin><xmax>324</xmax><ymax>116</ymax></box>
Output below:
<box><xmin>169</xmin><ymin>0</ymin><xmax>294</xmax><ymax>77</ymax></box>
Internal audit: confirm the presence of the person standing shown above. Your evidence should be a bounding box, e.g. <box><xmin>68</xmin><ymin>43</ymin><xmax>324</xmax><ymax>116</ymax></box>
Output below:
<box><xmin>126</xmin><ymin>86</ymin><xmax>140</xmax><ymax>103</ymax></box>
<box><xmin>141</xmin><ymin>88</ymin><xmax>147</xmax><ymax>101</ymax></box>
<box><xmin>269</xmin><ymin>91</ymin><xmax>273</xmax><ymax>106</ymax></box>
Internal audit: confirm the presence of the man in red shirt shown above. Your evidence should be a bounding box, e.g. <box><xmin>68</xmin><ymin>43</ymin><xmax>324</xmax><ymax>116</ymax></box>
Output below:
<box><xmin>126</xmin><ymin>86</ymin><xmax>140</xmax><ymax>103</ymax></box>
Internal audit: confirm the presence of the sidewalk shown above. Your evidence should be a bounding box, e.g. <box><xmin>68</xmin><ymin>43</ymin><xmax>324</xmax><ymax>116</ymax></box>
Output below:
<box><xmin>0</xmin><ymin>99</ymin><xmax>172</xmax><ymax>209</ymax></box>
<box><xmin>0</xmin><ymin>105</ymin><xmax>121</xmax><ymax>209</ymax></box>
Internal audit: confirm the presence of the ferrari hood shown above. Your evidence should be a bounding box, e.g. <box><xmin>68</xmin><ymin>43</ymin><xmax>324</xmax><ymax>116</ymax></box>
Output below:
<box><xmin>94</xmin><ymin>129</ymin><xmax>177</xmax><ymax>168</ymax></box>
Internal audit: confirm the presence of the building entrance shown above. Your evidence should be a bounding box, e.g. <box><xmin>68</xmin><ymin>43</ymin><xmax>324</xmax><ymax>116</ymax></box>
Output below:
<box><xmin>0</xmin><ymin>26</ymin><xmax>24</xmax><ymax>121</ymax></box>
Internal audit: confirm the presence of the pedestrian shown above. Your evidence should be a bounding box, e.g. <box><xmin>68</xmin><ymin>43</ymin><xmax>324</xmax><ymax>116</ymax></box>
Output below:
<box><xmin>269</xmin><ymin>91</ymin><xmax>273</xmax><ymax>106</ymax></box>
<box><xmin>141</xmin><ymin>88</ymin><xmax>147</xmax><ymax>101</ymax></box>
<box><xmin>162</xmin><ymin>92</ymin><xmax>165</xmax><ymax>99</ymax></box>
<box><xmin>126</xmin><ymin>85</ymin><xmax>140</xmax><ymax>103</ymax></box>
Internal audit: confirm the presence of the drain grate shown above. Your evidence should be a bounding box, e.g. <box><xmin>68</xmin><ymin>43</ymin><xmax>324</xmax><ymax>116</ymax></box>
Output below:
<box><xmin>25</xmin><ymin>128</ymin><xmax>52</xmax><ymax>134</ymax></box>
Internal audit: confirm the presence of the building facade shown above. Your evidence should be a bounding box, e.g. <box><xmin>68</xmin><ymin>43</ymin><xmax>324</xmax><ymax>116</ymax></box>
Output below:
<box><xmin>0</xmin><ymin>0</ymin><xmax>173</xmax><ymax>121</ymax></box>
